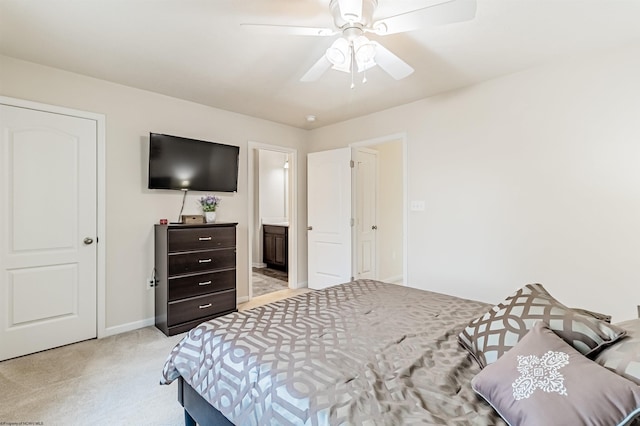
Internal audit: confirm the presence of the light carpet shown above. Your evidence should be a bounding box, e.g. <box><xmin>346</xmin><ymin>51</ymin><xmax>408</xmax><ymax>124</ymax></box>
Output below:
<box><xmin>0</xmin><ymin>288</ymin><xmax>311</xmax><ymax>426</ymax></box>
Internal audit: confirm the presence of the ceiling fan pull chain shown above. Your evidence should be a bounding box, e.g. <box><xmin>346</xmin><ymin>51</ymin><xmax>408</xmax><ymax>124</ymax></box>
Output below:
<box><xmin>350</xmin><ymin>41</ymin><xmax>356</xmax><ymax>89</ymax></box>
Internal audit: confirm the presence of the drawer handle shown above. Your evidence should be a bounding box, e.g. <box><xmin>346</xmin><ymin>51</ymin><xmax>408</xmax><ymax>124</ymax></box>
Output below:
<box><xmin>199</xmin><ymin>303</ymin><xmax>212</xmax><ymax>309</ymax></box>
<box><xmin>198</xmin><ymin>259</ymin><xmax>212</xmax><ymax>263</ymax></box>
<box><xmin>199</xmin><ymin>281</ymin><xmax>212</xmax><ymax>286</ymax></box>
<box><xmin>198</xmin><ymin>237</ymin><xmax>212</xmax><ymax>241</ymax></box>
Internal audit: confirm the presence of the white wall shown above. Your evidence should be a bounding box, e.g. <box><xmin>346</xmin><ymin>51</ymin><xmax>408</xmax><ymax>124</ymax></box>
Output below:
<box><xmin>0</xmin><ymin>55</ymin><xmax>308</xmax><ymax>331</ymax></box>
<box><xmin>308</xmin><ymin>45</ymin><xmax>640</xmax><ymax>322</ymax></box>
<box><xmin>259</xmin><ymin>150</ymin><xmax>288</xmax><ymax>222</ymax></box>
<box><xmin>4</xmin><ymin>41</ymin><xmax>639</xmax><ymax>331</ymax></box>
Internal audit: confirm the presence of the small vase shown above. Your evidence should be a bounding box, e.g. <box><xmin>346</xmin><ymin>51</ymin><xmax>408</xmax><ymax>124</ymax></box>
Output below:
<box><xmin>205</xmin><ymin>211</ymin><xmax>217</xmax><ymax>223</ymax></box>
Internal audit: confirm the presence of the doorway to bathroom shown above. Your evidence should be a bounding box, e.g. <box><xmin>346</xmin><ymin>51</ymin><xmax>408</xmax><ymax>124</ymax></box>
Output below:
<box><xmin>247</xmin><ymin>142</ymin><xmax>297</xmax><ymax>301</ymax></box>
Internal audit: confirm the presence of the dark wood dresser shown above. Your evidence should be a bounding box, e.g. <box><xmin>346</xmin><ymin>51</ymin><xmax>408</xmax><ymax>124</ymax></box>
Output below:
<box><xmin>154</xmin><ymin>222</ymin><xmax>238</xmax><ymax>336</ymax></box>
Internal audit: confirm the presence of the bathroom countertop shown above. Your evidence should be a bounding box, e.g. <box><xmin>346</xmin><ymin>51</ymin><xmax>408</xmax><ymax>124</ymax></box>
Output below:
<box><xmin>263</xmin><ymin>222</ymin><xmax>289</xmax><ymax>227</ymax></box>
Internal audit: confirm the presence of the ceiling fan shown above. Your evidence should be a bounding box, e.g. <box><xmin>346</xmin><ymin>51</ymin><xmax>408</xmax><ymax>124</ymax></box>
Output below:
<box><xmin>241</xmin><ymin>0</ymin><xmax>476</xmax><ymax>87</ymax></box>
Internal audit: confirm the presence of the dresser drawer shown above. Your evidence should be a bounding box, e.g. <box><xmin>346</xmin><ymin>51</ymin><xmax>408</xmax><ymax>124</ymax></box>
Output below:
<box><xmin>168</xmin><ymin>248</ymin><xmax>236</xmax><ymax>276</ymax></box>
<box><xmin>168</xmin><ymin>269</ymin><xmax>235</xmax><ymax>302</ymax></box>
<box><xmin>167</xmin><ymin>289</ymin><xmax>236</xmax><ymax>327</ymax></box>
<box><xmin>168</xmin><ymin>226</ymin><xmax>236</xmax><ymax>253</ymax></box>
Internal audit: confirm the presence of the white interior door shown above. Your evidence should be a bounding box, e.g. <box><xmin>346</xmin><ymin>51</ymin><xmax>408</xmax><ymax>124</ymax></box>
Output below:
<box><xmin>354</xmin><ymin>148</ymin><xmax>378</xmax><ymax>280</ymax></box>
<box><xmin>0</xmin><ymin>104</ymin><xmax>97</xmax><ymax>361</ymax></box>
<box><xmin>307</xmin><ymin>148</ymin><xmax>352</xmax><ymax>290</ymax></box>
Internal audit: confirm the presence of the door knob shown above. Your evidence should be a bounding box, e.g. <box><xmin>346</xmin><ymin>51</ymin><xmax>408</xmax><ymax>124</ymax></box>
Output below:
<box><xmin>371</xmin><ymin>225</ymin><xmax>378</xmax><ymax>230</ymax></box>
<box><xmin>307</xmin><ymin>226</ymin><xmax>313</xmax><ymax>231</ymax></box>
<box><xmin>83</xmin><ymin>237</ymin><xmax>94</xmax><ymax>245</ymax></box>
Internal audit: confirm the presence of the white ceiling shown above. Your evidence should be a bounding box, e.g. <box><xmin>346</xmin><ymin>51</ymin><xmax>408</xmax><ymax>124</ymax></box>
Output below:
<box><xmin>1</xmin><ymin>0</ymin><xmax>640</xmax><ymax>129</ymax></box>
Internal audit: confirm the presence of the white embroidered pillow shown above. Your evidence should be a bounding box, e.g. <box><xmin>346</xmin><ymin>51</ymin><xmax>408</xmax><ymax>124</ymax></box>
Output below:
<box><xmin>471</xmin><ymin>321</ymin><xmax>640</xmax><ymax>426</ymax></box>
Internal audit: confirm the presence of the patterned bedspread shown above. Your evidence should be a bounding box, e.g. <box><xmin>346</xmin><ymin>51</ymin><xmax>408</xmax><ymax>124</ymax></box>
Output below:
<box><xmin>161</xmin><ymin>280</ymin><xmax>505</xmax><ymax>425</ymax></box>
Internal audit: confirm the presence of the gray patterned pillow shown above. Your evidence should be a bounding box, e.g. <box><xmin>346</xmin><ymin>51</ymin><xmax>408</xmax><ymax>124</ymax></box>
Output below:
<box><xmin>595</xmin><ymin>319</ymin><xmax>640</xmax><ymax>385</ymax></box>
<box><xmin>572</xmin><ymin>307</ymin><xmax>612</xmax><ymax>323</ymax></box>
<box><xmin>471</xmin><ymin>321</ymin><xmax>640</xmax><ymax>426</ymax></box>
<box><xmin>458</xmin><ymin>283</ymin><xmax>626</xmax><ymax>368</ymax></box>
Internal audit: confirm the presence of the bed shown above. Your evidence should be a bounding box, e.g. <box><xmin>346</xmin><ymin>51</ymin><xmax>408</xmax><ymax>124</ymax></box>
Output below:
<box><xmin>161</xmin><ymin>279</ymin><xmax>640</xmax><ymax>425</ymax></box>
<box><xmin>161</xmin><ymin>279</ymin><xmax>504</xmax><ymax>425</ymax></box>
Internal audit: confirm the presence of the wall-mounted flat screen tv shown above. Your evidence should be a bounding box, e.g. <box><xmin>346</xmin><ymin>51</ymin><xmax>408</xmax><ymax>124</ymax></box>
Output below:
<box><xmin>148</xmin><ymin>133</ymin><xmax>239</xmax><ymax>192</ymax></box>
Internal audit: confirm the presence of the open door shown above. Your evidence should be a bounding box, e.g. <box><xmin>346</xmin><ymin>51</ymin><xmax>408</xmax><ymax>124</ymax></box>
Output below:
<box><xmin>354</xmin><ymin>147</ymin><xmax>378</xmax><ymax>280</ymax></box>
<box><xmin>247</xmin><ymin>142</ymin><xmax>297</xmax><ymax>301</ymax></box>
<box><xmin>307</xmin><ymin>148</ymin><xmax>352</xmax><ymax>290</ymax></box>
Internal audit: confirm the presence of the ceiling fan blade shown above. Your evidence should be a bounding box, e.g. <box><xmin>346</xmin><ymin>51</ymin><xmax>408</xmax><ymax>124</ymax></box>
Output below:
<box><xmin>338</xmin><ymin>0</ymin><xmax>363</xmax><ymax>21</ymax></box>
<box><xmin>372</xmin><ymin>0</ymin><xmax>476</xmax><ymax>35</ymax></box>
<box><xmin>372</xmin><ymin>41</ymin><xmax>414</xmax><ymax>80</ymax></box>
<box><xmin>300</xmin><ymin>55</ymin><xmax>332</xmax><ymax>82</ymax></box>
<box><xmin>240</xmin><ymin>23</ymin><xmax>336</xmax><ymax>37</ymax></box>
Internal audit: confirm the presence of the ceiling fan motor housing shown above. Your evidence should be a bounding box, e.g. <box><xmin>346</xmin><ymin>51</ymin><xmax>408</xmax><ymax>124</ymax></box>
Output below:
<box><xmin>330</xmin><ymin>0</ymin><xmax>378</xmax><ymax>29</ymax></box>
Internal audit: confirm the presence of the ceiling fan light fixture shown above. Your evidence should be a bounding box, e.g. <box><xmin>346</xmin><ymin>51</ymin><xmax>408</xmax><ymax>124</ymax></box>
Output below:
<box><xmin>354</xmin><ymin>35</ymin><xmax>376</xmax><ymax>63</ymax></box>
<box><xmin>326</xmin><ymin>37</ymin><xmax>350</xmax><ymax>67</ymax></box>
<box><xmin>356</xmin><ymin>58</ymin><xmax>376</xmax><ymax>73</ymax></box>
<box><xmin>326</xmin><ymin>47</ymin><xmax>346</xmax><ymax>66</ymax></box>
<box><xmin>326</xmin><ymin>34</ymin><xmax>378</xmax><ymax>76</ymax></box>
<box><xmin>332</xmin><ymin>60</ymin><xmax>353</xmax><ymax>74</ymax></box>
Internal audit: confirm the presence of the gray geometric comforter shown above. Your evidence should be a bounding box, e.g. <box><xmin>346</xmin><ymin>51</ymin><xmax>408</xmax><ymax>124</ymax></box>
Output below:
<box><xmin>161</xmin><ymin>279</ymin><xmax>505</xmax><ymax>425</ymax></box>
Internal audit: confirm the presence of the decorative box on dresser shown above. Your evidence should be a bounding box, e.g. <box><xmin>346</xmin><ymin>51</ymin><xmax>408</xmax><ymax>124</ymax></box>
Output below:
<box><xmin>154</xmin><ymin>222</ymin><xmax>238</xmax><ymax>336</ymax></box>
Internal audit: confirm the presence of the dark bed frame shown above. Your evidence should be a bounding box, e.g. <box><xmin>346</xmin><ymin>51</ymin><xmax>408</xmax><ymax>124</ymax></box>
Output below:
<box><xmin>178</xmin><ymin>377</ymin><xmax>234</xmax><ymax>426</ymax></box>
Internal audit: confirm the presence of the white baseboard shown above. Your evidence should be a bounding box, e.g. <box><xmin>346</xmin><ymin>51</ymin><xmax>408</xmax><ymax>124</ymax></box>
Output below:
<box><xmin>295</xmin><ymin>281</ymin><xmax>308</xmax><ymax>289</ymax></box>
<box><xmin>102</xmin><ymin>317</ymin><xmax>155</xmax><ymax>338</ymax></box>
<box><xmin>252</xmin><ymin>263</ymin><xmax>266</xmax><ymax>268</ymax></box>
<box><xmin>101</xmin><ymin>295</ymin><xmax>256</xmax><ymax>338</ymax></box>
<box><xmin>101</xmin><ymin>297</ymin><xmax>252</xmax><ymax>337</ymax></box>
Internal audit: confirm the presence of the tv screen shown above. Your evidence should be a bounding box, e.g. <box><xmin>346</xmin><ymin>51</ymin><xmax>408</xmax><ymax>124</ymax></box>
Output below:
<box><xmin>148</xmin><ymin>133</ymin><xmax>239</xmax><ymax>192</ymax></box>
